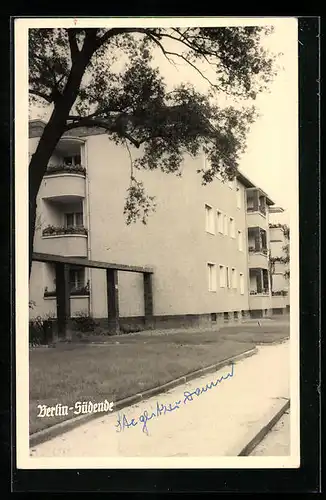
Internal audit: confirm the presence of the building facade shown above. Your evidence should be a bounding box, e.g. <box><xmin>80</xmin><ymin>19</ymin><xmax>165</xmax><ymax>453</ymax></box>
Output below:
<box><xmin>29</xmin><ymin>120</ymin><xmax>288</xmax><ymax>330</ymax></box>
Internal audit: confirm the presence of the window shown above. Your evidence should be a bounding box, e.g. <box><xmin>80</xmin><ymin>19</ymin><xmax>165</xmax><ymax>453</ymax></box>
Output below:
<box><xmin>223</xmin><ymin>214</ymin><xmax>228</xmax><ymax>236</ymax></box>
<box><xmin>63</xmin><ymin>155</ymin><xmax>81</xmax><ymax>166</ymax></box>
<box><xmin>69</xmin><ymin>267</ymin><xmax>85</xmax><ymax>291</ymax></box>
<box><xmin>231</xmin><ymin>268</ymin><xmax>237</xmax><ymax>289</ymax></box>
<box><xmin>207</xmin><ymin>263</ymin><xmax>217</xmax><ymax>292</ymax></box>
<box><xmin>205</xmin><ymin>204</ymin><xmax>215</xmax><ymax>234</ymax></box>
<box><xmin>237</xmin><ymin>230</ymin><xmax>243</xmax><ymax>251</ymax></box>
<box><xmin>228</xmin><ymin>178</ymin><xmax>234</xmax><ymax>189</ymax></box>
<box><xmin>239</xmin><ymin>273</ymin><xmax>245</xmax><ymax>295</ymax></box>
<box><xmin>65</xmin><ymin>212</ymin><xmax>83</xmax><ymax>227</ymax></box>
<box><xmin>217</xmin><ymin>210</ymin><xmax>223</xmax><ymax>233</ymax></box>
<box><xmin>226</xmin><ymin>266</ymin><xmax>231</xmax><ymax>288</ymax></box>
<box><xmin>230</xmin><ymin>217</ymin><xmax>235</xmax><ymax>238</ymax></box>
<box><xmin>219</xmin><ymin>265</ymin><xmax>226</xmax><ymax>288</ymax></box>
<box><xmin>236</xmin><ymin>186</ymin><xmax>242</xmax><ymax>209</ymax></box>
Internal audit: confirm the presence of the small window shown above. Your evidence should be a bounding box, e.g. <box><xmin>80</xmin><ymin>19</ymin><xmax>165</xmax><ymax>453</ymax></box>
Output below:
<box><xmin>239</xmin><ymin>273</ymin><xmax>245</xmax><ymax>295</ymax></box>
<box><xmin>224</xmin><ymin>214</ymin><xmax>228</xmax><ymax>236</ymax></box>
<box><xmin>238</xmin><ymin>230</ymin><xmax>243</xmax><ymax>251</ymax></box>
<box><xmin>219</xmin><ymin>265</ymin><xmax>226</xmax><ymax>288</ymax></box>
<box><xmin>211</xmin><ymin>312</ymin><xmax>217</xmax><ymax>322</ymax></box>
<box><xmin>69</xmin><ymin>267</ymin><xmax>85</xmax><ymax>291</ymax></box>
<box><xmin>63</xmin><ymin>155</ymin><xmax>81</xmax><ymax>166</ymax></box>
<box><xmin>217</xmin><ymin>210</ymin><xmax>223</xmax><ymax>233</ymax></box>
<box><xmin>205</xmin><ymin>205</ymin><xmax>215</xmax><ymax>234</ymax></box>
<box><xmin>230</xmin><ymin>217</ymin><xmax>235</xmax><ymax>238</ymax></box>
<box><xmin>207</xmin><ymin>263</ymin><xmax>217</xmax><ymax>292</ymax></box>
<box><xmin>231</xmin><ymin>268</ymin><xmax>237</xmax><ymax>289</ymax></box>
<box><xmin>65</xmin><ymin>212</ymin><xmax>83</xmax><ymax>228</ymax></box>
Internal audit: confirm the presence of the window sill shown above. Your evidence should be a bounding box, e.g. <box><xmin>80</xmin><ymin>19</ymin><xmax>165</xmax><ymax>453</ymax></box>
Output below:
<box><xmin>206</xmin><ymin>231</ymin><xmax>216</xmax><ymax>236</ymax></box>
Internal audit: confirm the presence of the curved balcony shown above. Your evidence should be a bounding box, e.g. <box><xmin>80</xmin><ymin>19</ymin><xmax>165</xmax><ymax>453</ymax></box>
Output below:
<box><xmin>41</xmin><ymin>226</ymin><xmax>88</xmax><ymax>257</ymax></box>
<box><xmin>42</xmin><ymin>165</ymin><xmax>86</xmax><ymax>200</ymax></box>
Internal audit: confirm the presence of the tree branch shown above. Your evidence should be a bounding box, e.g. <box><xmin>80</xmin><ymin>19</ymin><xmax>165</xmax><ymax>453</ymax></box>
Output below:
<box><xmin>64</xmin><ymin>117</ymin><xmax>141</xmax><ymax>148</ymax></box>
<box><xmin>29</xmin><ymin>89</ymin><xmax>53</xmax><ymax>103</ymax></box>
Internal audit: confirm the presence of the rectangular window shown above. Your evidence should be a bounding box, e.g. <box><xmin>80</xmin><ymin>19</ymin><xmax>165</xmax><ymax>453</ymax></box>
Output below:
<box><xmin>65</xmin><ymin>212</ymin><xmax>83</xmax><ymax>227</ymax></box>
<box><xmin>230</xmin><ymin>217</ymin><xmax>235</xmax><ymax>238</ymax></box>
<box><xmin>238</xmin><ymin>230</ymin><xmax>243</xmax><ymax>251</ymax></box>
<box><xmin>231</xmin><ymin>268</ymin><xmax>237</xmax><ymax>289</ymax></box>
<box><xmin>63</xmin><ymin>155</ymin><xmax>81</xmax><ymax>166</ymax></box>
<box><xmin>69</xmin><ymin>267</ymin><xmax>85</xmax><ymax>291</ymax></box>
<box><xmin>228</xmin><ymin>178</ymin><xmax>234</xmax><ymax>189</ymax></box>
<box><xmin>224</xmin><ymin>214</ymin><xmax>228</xmax><ymax>236</ymax></box>
<box><xmin>217</xmin><ymin>210</ymin><xmax>223</xmax><ymax>233</ymax></box>
<box><xmin>236</xmin><ymin>186</ymin><xmax>242</xmax><ymax>209</ymax></box>
<box><xmin>226</xmin><ymin>266</ymin><xmax>231</xmax><ymax>288</ymax></box>
<box><xmin>219</xmin><ymin>265</ymin><xmax>226</xmax><ymax>288</ymax></box>
<box><xmin>205</xmin><ymin>204</ymin><xmax>215</xmax><ymax>234</ymax></box>
<box><xmin>207</xmin><ymin>263</ymin><xmax>217</xmax><ymax>292</ymax></box>
<box><xmin>239</xmin><ymin>273</ymin><xmax>245</xmax><ymax>295</ymax></box>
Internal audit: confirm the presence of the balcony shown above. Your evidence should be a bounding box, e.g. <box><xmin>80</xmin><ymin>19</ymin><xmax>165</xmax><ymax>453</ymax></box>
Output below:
<box><xmin>248</xmin><ymin>247</ymin><xmax>269</xmax><ymax>269</ymax></box>
<box><xmin>272</xmin><ymin>290</ymin><xmax>289</xmax><ymax>306</ymax></box>
<box><xmin>41</xmin><ymin>225</ymin><xmax>88</xmax><ymax>257</ymax></box>
<box><xmin>42</xmin><ymin>164</ymin><xmax>86</xmax><ymax>200</ymax></box>
<box><xmin>246</xmin><ymin>188</ymin><xmax>268</xmax><ymax>228</ymax></box>
<box><xmin>249</xmin><ymin>267</ymin><xmax>271</xmax><ymax>311</ymax></box>
<box><xmin>249</xmin><ymin>293</ymin><xmax>272</xmax><ymax>311</ymax></box>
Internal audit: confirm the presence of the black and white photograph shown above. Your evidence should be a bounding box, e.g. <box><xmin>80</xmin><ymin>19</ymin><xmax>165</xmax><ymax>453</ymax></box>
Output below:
<box><xmin>15</xmin><ymin>16</ymin><xmax>300</xmax><ymax>469</ymax></box>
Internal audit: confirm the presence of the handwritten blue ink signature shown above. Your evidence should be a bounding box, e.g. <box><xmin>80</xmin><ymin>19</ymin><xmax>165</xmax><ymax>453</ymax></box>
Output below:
<box><xmin>115</xmin><ymin>363</ymin><xmax>234</xmax><ymax>436</ymax></box>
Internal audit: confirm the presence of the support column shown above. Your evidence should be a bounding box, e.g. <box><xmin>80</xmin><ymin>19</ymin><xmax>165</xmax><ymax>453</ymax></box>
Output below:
<box><xmin>253</xmin><ymin>189</ymin><xmax>259</xmax><ymax>211</ymax></box>
<box><xmin>257</xmin><ymin>269</ymin><xmax>263</xmax><ymax>293</ymax></box>
<box><xmin>106</xmin><ymin>269</ymin><xmax>120</xmax><ymax>334</ymax></box>
<box><xmin>143</xmin><ymin>272</ymin><xmax>154</xmax><ymax>329</ymax></box>
<box><xmin>55</xmin><ymin>263</ymin><xmax>71</xmax><ymax>339</ymax></box>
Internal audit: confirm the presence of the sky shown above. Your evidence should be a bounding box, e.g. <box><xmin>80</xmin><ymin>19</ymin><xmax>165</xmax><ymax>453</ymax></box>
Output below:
<box><xmin>30</xmin><ymin>18</ymin><xmax>298</xmax><ymax>224</ymax></box>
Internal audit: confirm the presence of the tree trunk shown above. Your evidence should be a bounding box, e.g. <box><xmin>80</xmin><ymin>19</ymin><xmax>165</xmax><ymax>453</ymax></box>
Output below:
<box><xmin>28</xmin><ymin>42</ymin><xmax>96</xmax><ymax>277</ymax></box>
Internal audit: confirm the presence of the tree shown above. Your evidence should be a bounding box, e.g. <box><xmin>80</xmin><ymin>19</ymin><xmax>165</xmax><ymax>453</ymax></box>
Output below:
<box><xmin>29</xmin><ymin>26</ymin><xmax>277</xmax><ymax>274</ymax></box>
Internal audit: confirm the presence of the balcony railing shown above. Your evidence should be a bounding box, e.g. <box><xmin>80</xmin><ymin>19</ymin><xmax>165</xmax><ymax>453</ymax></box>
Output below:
<box><xmin>44</xmin><ymin>285</ymin><xmax>90</xmax><ymax>297</ymax></box>
<box><xmin>42</xmin><ymin>225</ymin><xmax>88</xmax><ymax>237</ymax></box>
<box><xmin>250</xmin><ymin>289</ymin><xmax>269</xmax><ymax>296</ymax></box>
<box><xmin>247</xmin><ymin>205</ymin><xmax>266</xmax><ymax>216</ymax></box>
<box><xmin>272</xmin><ymin>290</ymin><xmax>288</xmax><ymax>296</ymax></box>
<box><xmin>44</xmin><ymin>164</ymin><xmax>86</xmax><ymax>176</ymax></box>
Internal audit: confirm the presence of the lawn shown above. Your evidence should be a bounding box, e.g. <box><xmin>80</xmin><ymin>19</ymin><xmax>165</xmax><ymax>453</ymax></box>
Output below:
<box><xmin>29</xmin><ymin>320</ymin><xmax>289</xmax><ymax>435</ymax></box>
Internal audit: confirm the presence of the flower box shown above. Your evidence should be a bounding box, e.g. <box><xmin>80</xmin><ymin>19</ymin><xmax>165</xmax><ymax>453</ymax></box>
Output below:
<box><xmin>44</xmin><ymin>164</ymin><xmax>86</xmax><ymax>176</ymax></box>
<box><xmin>42</xmin><ymin>225</ymin><xmax>88</xmax><ymax>237</ymax></box>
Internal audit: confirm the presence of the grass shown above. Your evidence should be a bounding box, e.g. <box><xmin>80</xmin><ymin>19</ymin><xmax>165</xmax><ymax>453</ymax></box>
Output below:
<box><xmin>29</xmin><ymin>320</ymin><xmax>289</xmax><ymax>435</ymax></box>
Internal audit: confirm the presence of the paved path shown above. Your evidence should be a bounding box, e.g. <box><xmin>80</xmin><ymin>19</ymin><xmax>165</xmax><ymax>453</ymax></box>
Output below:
<box><xmin>250</xmin><ymin>410</ymin><xmax>290</xmax><ymax>456</ymax></box>
<box><xmin>30</xmin><ymin>341</ymin><xmax>289</xmax><ymax>458</ymax></box>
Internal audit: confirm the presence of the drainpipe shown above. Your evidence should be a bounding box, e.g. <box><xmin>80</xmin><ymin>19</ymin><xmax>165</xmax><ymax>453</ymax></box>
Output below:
<box><xmin>83</xmin><ymin>141</ymin><xmax>93</xmax><ymax>316</ymax></box>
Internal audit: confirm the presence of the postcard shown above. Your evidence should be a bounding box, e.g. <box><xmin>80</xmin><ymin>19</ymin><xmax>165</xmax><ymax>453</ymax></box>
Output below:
<box><xmin>15</xmin><ymin>16</ymin><xmax>300</xmax><ymax>470</ymax></box>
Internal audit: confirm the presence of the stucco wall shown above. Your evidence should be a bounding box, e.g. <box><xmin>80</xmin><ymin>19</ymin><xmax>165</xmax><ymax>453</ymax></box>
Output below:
<box><xmin>84</xmin><ymin>134</ymin><xmax>250</xmax><ymax>317</ymax></box>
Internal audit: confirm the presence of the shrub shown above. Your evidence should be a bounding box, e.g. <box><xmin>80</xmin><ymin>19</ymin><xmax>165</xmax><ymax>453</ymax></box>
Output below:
<box><xmin>29</xmin><ymin>316</ymin><xmax>45</xmax><ymax>346</ymax></box>
<box><xmin>120</xmin><ymin>324</ymin><xmax>143</xmax><ymax>334</ymax></box>
<box><xmin>71</xmin><ymin>311</ymin><xmax>99</xmax><ymax>333</ymax></box>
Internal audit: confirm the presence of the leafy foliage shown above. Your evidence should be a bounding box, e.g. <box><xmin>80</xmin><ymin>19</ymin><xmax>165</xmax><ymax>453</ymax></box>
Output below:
<box><xmin>29</xmin><ymin>26</ymin><xmax>277</xmax><ymax>233</ymax></box>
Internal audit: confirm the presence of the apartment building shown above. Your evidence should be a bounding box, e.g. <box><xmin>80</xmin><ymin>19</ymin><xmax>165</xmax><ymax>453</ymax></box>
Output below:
<box><xmin>29</xmin><ymin>119</ymin><xmax>284</xmax><ymax>330</ymax></box>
